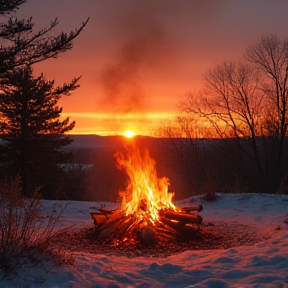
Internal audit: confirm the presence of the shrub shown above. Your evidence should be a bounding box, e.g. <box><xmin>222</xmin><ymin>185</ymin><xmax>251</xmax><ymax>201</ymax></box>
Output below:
<box><xmin>0</xmin><ymin>176</ymin><xmax>68</xmax><ymax>276</ymax></box>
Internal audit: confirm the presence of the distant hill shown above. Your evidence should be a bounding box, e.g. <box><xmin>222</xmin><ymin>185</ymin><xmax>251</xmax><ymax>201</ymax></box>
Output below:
<box><xmin>68</xmin><ymin>134</ymin><xmax>166</xmax><ymax>149</ymax></box>
<box><xmin>68</xmin><ymin>134</ymin><xmax>125</xmax><ymax>148</ymax></box>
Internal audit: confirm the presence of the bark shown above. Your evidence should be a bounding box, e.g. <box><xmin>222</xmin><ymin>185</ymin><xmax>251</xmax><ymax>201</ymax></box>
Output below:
<box><xmin>91</xmin><ymin>206</ymin><xmax>203</xmax><ymax>243</ymax></box>
<box><xmin>160</xmin><ymin>218</ymin><xmax>200</xmax><ymax>239</ymax></box>
<box><xmin>139</xmin><ymin>222</ymin><xmax>156</xmax><ymax>246</ymax></box>
<box><xmin>90</xmin><ymin>213</ymin><xmax>108</xmax><ymax>226</ymax></box>
<box><xmin>180</xmin><ymin>204</ymin><xmax>203</xmax><ymax>213</ymax></box>
<box><xmin>97</xmin><ymin>208</ymin><xmax>115</xmax><ymax>215</ymax></box>
<box><xmin>160</xmin><ymin>210</ymin><xmax>203</xmax><ymax>224</ymax></box>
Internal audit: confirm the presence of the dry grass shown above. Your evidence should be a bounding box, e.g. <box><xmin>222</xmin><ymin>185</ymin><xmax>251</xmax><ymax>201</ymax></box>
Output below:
<box><xmin>0</xmin><ymin>176</ymin><xmax>69</xmax><ymax>276</ymax></box>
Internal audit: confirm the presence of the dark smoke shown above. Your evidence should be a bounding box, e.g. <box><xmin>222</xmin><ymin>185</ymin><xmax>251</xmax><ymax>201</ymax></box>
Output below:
<box><xmin>99</xmin><ymin>5</ymin><xmax>173</xmax><ymax>115</ymax></box>
<box><xmin>98</xmin><ymin>0</ymin><xmax>227</xmax><ymax>116</ymax></box>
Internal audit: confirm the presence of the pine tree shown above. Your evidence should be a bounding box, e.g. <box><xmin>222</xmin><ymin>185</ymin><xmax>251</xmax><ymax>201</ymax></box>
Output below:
<box><xmin>0</xmin><ymin>65</ymin><xmax>79</xmax><ymax>197</ymax></box>
<box><xmin>0</xmin><ymin>0</ymin><xmax>25</xmax><ymax>14</ymax></box>
<box><xmin>0</xmin><ymin>0</ymin><xmax>89</xmax><ymax>77</ymax></box>
<box><xmin>0</xmin><ymin>0</ymin><xmax>88</xmax><ymax>197</ymax></box>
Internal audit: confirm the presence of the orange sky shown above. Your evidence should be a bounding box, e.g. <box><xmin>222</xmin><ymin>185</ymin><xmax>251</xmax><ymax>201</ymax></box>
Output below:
<box><xmin>16</xmin><ymin>0</ymin><xmax>288</xmax><ymax>135</ymax></box>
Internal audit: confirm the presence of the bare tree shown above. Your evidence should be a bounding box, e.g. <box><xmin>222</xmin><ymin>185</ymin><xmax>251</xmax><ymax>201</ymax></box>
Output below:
<box><xmin>178</xmin><ymin>60</ymin><xmax>265</xmax><ymax>188</ymax></box>
<box><xmin>245</xmin><ymin>35</ymin><xmax>288</xmax><ymax>173</ymax></box>
<box><xmin>175</xmin><ymin>35</ymin><xmax>288</xmax><ymax>193</ymax></box>
<box><xmin>204</xmin><ymin>61</ymin><xmax>265</xmax><ymax>176</ymax></box>
<box><xmin>201</xmin><ymin>61</ymin><xmax>263</xmax><ymax>139</ymax></box>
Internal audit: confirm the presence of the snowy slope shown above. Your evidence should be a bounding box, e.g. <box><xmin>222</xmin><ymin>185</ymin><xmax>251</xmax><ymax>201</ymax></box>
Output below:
<box><xmin>2</xmin><ymin>193</ymin><xmax>288</xmax><ymax>288</ymax></box>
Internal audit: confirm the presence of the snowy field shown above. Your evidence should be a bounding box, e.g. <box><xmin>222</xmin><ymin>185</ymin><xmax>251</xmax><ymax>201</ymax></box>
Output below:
<box><xmin>2</xmin><ymin>193</ymin><xmax>288</xmax><ymax>288</ymax></box>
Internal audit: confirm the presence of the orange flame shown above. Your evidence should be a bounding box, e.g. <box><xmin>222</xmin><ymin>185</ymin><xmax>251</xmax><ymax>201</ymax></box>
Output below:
<box><xmin>115</xmin><ymin>148</ymin><xmax>177</xmax><ymax>224</ymax></box>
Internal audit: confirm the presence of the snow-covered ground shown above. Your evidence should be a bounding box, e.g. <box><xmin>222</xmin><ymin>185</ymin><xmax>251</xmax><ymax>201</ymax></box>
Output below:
<box><xmin>2</xmin><ymin>193</ymin><xmax>288</xmax><ymax>288</ymax></box>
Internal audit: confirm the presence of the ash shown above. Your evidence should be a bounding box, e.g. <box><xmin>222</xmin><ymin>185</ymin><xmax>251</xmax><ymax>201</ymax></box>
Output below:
<box><xmin>51</xmin><ymin>221</ymin><xmax>266</xmax><ymax>258</ymax></box>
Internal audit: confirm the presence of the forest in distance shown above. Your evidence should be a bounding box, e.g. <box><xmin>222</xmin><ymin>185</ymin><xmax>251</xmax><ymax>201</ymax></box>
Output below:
<box><xmin>64</xmin><ymin>134</ymin><xmax>288</xmax><ymax>202</ymax></box>
<box><xmin>65</xmin><ymin>134</ymin><xmax>206</xmax><ymax>202</ymax></box>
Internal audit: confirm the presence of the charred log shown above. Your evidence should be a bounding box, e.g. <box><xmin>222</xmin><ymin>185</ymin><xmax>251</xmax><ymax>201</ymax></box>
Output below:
<box><xmin>159</xmin><ymin>210</ymin><xmax>203</xmax><ymax>224</ymax></box>
<box><xmin>90</xmin><ymin>205</ymin><xmax>203</xmax><ymax>246</ymax></box>
<box><xmin>90</xmin><ymin>213</ymin><xmax>108</xmax><ymax>226</ymax></box>
<box><xmin>160</xmin><ymin>218</ymin><xmax>200</xmax><ymax>239</ymax></box>
<box><xmin>97</xmin><ymin>208</ymin><xmax>116</xmax><ymax>215</ymax></box>
<box><xmin>139</xmin><ymin>222</ymin><xmax>156</xmax><ymax>246</ymax></box>
<box><xmin>181</xmin><ymin>204</ymin><xmax>203</xmax><ymax>213</ymax></box>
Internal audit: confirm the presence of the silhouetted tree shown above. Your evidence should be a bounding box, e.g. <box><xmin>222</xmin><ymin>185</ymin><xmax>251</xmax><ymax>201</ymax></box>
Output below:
<box><xmin>245</xmin><ymin>35</ymin><xmax>288</xmax><ymax>188</ymax></box>
<box><xmin>202</xmin><ymin>60</ymin><xmax>264</xmax><ymax>189</ymax></box>
<box><xmin>0</xmin><ymin>0</ymin><xmax>25</xmax><ymax>14</ymax></box>
<box><xmin>177</xmin><ymin>35</ymin><xmax>288</xmax><ymax>193</ymax></box>
<box><xmin>0</xmin><ymin>0</ymin><xmax>88</xmax><ymax>78</ymax></box>
<box><xmin>156</xmin><ymin>116</ymin><xmax>210</xmax><ymax>199</ymax></box>
<box><xmin>0</xmin><ymin>0</ymin><xmax>89</xmax><ymax>196</ymax></box>
<box><xmin>0</xmin><ymin>66</ymin><xmax>79</xmax><ymax>197</ymax></box>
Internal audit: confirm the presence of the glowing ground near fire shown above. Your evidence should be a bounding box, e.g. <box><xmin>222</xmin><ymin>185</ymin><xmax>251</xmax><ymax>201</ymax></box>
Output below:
<box><xmin>2</xmin><ymin>193</ymin><xmax>288</xmax><ymax>287</ymax></box>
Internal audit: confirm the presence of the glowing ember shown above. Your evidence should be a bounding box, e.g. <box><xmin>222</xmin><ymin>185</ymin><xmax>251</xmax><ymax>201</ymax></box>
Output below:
<box><xmin>115</xmin><ymin>148</ymin><xmax>178</xmax><ymax>224</ymax></box>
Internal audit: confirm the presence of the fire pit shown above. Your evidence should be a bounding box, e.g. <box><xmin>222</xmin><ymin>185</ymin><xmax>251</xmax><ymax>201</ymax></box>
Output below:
<box><xmin>90</xmin><ymin>148</ymin><xmax>203</xmax><ymax>246</ymax></box>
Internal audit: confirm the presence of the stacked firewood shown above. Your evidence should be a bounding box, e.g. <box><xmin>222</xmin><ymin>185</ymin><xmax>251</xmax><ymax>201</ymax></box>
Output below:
<box><xmin>90</xmin><ymin>204</ymin><xmax>203</xmax><ymax>246</ymax></box>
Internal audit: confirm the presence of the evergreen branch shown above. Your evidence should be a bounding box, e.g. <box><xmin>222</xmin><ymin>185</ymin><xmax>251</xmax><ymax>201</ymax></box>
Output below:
<box><xmin>0</xmin><ymin>17</ymin><xmax>89</xmax><ymax>73</ymax></box>
<box><xmin>0</xmin><ymin>0</ymin><xmax>25</xmax><ymax>15</ymax></box>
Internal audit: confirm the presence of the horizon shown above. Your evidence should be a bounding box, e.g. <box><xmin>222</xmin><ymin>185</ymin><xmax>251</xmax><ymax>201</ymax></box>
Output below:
<box><xmin>62</xmin><ymin>112</ymin><xmax>175</xmax><ymax>136</ymax></box>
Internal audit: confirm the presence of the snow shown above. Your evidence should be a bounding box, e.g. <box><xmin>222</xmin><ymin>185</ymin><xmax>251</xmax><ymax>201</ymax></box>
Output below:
<box><xmin>2</xmin><ymin>193</ymin><xmax>288</xmax><ymax>288</ymax></box>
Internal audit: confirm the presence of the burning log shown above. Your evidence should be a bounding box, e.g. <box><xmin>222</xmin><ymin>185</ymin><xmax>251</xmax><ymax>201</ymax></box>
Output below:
<box><xmin>89</xmin><ymin>148</ymin><xmax>204</xmax><ymax>246</ymax></box>
<box><xmin>181</xmin><ymin>204</ymin><xmax>203</xmax><ymax>213</ymax></box>
<box><xmin>90</xmin><ymin>212</ymin><xmax>108</xmax><ymax>226</ymax></box>
<box><xmin>96</xmin><ymin>210</ymin><xmax>131</xmax><ymax>239</ymax></box>
<box><xmin>139</xmin><ymin>222</ymin><xmax>156</xmax><ymax>246</ymax></box>
<box><xmin>97</xmin><ymin>208</ymin><xmax>115</xmax><ymax>215</ymax></box>
<box><xmin>160</xmin><ymin>217</ymin><xmax>200</xmax><ymax>239</ymax></box>
<box><xmin>91</xmin><ymin>207</ymin><xmax>203</xmax><ymax>245</ymax></box>
<box><xmin>160</xmin><ymin>210</ymin><xmax>203</xmax><ymax>224</ymax></box>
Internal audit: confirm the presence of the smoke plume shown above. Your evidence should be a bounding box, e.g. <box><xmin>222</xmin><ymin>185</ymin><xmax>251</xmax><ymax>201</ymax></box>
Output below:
<box><xmin>99</xmin><ymin>3</ymin><xmax>173</xmax><ymax>115</ymax></box>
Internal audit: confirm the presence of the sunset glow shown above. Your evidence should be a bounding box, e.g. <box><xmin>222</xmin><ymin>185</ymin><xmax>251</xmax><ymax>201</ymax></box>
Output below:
<box><xmin>62</xmin><ymin>112</ymin><xmax>175</xmax><ymax>136</ymax></box>
<box><xmin>124</xmin><ymin>130</ymin><xmax>135</xmax><ymax>138</ymax></box>
<box><xmin>20</xmin><ymin>1</ymin><xmax>288</xmax><ymax>136</ymax></box>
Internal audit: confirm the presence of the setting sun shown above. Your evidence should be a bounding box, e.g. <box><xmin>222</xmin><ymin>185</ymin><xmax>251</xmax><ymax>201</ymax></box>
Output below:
<box><xmin>124</xmin><ymin>130</ymin><xmax>135</xmax><ymax>138</ymax></box>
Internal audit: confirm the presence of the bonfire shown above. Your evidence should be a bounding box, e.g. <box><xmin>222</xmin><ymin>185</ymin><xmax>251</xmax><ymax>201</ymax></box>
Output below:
<box><xmin>91</xmin><ymin>148</ymin><xmax>203</xmax><ymax>246</ymax></box>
